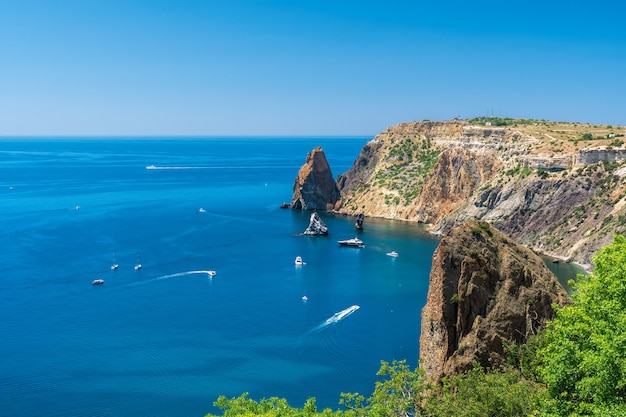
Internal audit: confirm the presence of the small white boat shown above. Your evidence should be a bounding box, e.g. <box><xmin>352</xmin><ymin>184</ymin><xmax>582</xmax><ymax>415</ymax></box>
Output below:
<box><xmin>92</xmin><ymin>279</ymin><xmax>104</xmax><ymax>285</ymax></box>
<box><xmin>199</xmin><ymin>207</ymin><xmax>207</xmax><ymax>213</ymax></box>
<box><xmin>134</xmin><ymin>254</ymin><xmax>142</xmax><ymax>270</ymax></box>
<box><xmin>295</xmin><ymin>256</ymin><xmax>305</xmax><ymax>266</ymax></box>
<box><xmin>338</xmin><ymin>237</ymin><xmax>365</xmax><ymax>248</ymax></box>
<box><xmin>207</xmin><ymin>270</ymin><xmax>217</xmax><ymax>277</ymax></box>
<box><xmin>302</xmin><ymin>295</ymin><xmax>308</xmax><ymax>301</ymax></box>
<box><xmin>386</xmin><ymin>251</ymin><xmax>399</xmax><ymax>258</ymax></box>
<box><xmin>111</xmin><ymin>253</ymin><xmax>119</xmax><ymax>270</ymax></box>
<box><xmin>146</xmin><ymin>165</ymin><xmax>156</xmax><ymax>170</ymax></box>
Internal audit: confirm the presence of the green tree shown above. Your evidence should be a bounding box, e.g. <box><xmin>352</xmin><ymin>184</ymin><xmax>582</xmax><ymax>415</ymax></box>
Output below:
<box><xmin>538</xmin><ymin>235</ymin><xmax>626</xmax><ymax>416</ymax></box>
<box><xmin>581</xmin><ymin>132</ymin><xmax>594</xmax><ymax>141</ymax></box>
<box><xmin>205</xmin><ymin>393</ymin><xmax>343</xmax><ymax>417</ymax></box>
<box><xmin>366</xmin><ymin>360</ymin><xmax>428</xmax><ymax>417</ymax></box>
<box><xmin>422</xmin><ymin>365</ymin><xmax>545</xmax><ymax>417</ymax></box>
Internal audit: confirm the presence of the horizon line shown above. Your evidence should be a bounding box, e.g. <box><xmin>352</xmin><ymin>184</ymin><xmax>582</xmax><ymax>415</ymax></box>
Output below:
<box><xmin>0</xmin><ymin>134</ymin><xmax>375</xmax><ymax>139</ymax></box>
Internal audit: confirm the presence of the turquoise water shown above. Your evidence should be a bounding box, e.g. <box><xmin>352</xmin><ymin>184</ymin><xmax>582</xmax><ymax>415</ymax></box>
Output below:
<box><xmin>0</xmin><ymin>138</ymin><xmax>440</xmax><ymax>417</ymax></box>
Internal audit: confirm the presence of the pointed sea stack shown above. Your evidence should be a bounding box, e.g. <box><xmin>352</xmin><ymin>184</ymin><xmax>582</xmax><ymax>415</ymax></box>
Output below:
<box><xmin>290</xmin><ymin>147</ymin><xmax>340</xmax><ymax>211</ymax></box>
<box><xmin>419</xmin><ymin>219</ymin><xmax>571</xmax><ymax>384</ymax></box>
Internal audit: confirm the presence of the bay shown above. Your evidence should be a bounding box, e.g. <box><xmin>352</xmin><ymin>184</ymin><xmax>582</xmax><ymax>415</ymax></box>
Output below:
<box><xmin>0</xmin><ymin>138</ymin><xmax>439</xmax><ymax>417</ymax></box>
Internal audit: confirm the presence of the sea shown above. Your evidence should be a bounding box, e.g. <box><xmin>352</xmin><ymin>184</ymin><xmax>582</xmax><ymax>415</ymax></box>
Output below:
<box><xmin>0</xmin><ymin>138</ymin><xmax>581</xmax><ymax>417</ymax></box>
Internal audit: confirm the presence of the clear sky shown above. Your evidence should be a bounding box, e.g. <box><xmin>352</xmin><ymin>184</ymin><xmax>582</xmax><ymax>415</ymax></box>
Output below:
<box><xmin>1</xmin><ymin>0</ymin><xmax>624</xmax><ymax>136</ymax></box>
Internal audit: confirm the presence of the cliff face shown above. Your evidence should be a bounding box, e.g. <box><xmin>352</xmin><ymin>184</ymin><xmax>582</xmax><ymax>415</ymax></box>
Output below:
<box><xmin>410</xmin><ymin>147</ymin><xmax>501</xmax><ymax>224</ymax></box>
<box><xmin>291</xmin><ymin>147</ymin><xmax>341</xmax><ymax>211</ymax></box>
<box><xmin>335</xmin><ymin>120</ymin><xmax>626</xmax><ymax>268</ymax></box>
<box><xmin>420</xmin><ymin>220</ymin><xmax>571</xmax><ymax>384</ymax></box>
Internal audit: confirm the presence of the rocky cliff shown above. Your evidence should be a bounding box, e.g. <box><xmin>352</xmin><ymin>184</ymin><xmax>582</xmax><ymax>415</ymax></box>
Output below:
<box><xmin>420</xmin><ymin>219</ymin><xmax>571</xmax><ymax>384</ymax></box>
<box><xmin>291</xmin><ymin>146</ymin><xmax>341</xmax><ymax>211</ymax></box>
<box><xmin>335</xmin><ymin>119</ymin><xmax>626</xmax><ymax>268</ymax></box>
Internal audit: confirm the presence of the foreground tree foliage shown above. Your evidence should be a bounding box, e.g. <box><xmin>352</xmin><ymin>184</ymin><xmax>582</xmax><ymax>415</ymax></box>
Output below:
<box><xmin>206</xmin><ymin>236</ymin><xmax>626</xmax><ymax>417</ymax></box>
<box><xmin>205</xmin><ymin>361</ymin><xmax>545</xmax><ymax>417</ymax></box>
<box><xmin>537</xmin><ymin>234</ymin><xmax>626</xmax><ymax>416</ymax></box>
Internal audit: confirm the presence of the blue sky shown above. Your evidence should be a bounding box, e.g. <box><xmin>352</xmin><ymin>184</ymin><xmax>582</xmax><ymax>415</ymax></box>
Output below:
<box><xmin>1</xmin><ymin>0</ymin><xmax>624</xmax><ymax>136</ymax></box>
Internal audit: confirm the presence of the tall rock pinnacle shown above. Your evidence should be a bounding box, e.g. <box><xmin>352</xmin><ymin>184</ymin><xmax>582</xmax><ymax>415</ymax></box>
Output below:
<box><xmin>291</xmin><ymin>147</ymin><xmax>340</xmax><ymax>211</ymax></box>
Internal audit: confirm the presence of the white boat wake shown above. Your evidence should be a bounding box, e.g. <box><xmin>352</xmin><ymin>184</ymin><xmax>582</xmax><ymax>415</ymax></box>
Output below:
<box><xmin>125</xmin><ymin>270</ymin><xmax>217</xmax><ymax>287</ymax></box>
<box><xmin>308</xmin><ymin>305</ymin><xmax>360</xmax><ymax>334</ymax></box>
<box><xmin>146</xmin><ymin>165</ymin><xmax>213</xmax><ymax>170</ymax></box>
<box><xmin>146</xmin><ymin>164</ymin><xmax>294</xmax><ymax>170</ymax></box>
<box><xmin>156</xmin><ymin>270</ymin><xmax>216</xmax><ymax>280</ymax></box>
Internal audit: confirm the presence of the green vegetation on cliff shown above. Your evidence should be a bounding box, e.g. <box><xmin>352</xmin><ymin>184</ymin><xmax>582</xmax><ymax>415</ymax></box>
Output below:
<box><xmin>205</xmin><ymin>236</ymin><xmax>626</xmax><ymax>417</ymax></box>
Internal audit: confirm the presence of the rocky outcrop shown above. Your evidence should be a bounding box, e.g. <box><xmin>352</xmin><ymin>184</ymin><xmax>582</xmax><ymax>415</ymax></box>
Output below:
<box><xmin>303</xmin><ymin>212</ymin><xmax>329</xmax><ymax>236</ymax></box>
<box><xmin>334</xmin><ymin>119</ymin><xmax>626</xmax><ymax>267</ymax></box>
<box><xmin>291</xmin><ymin>147</ymin><xmax>341</xmax><ymax>211</ymax></box>
<box><xmin>411</xmin><ymin>147</ymin><xmax>501</xmax><ymax>224</ymax></box>
<box><xmin>336</xmin><ymin>140</ymin><xmax>383</xmax><ymax>193</ymax></box>
<box><xmin>355</xmin><ymin>213</ymin><xmax>365</xmax><ymax>230</ymax></box>
<box><xmin>420</xmin><ymin>220</ymin><xmax>571</xmax><ymax>384</ymax></box>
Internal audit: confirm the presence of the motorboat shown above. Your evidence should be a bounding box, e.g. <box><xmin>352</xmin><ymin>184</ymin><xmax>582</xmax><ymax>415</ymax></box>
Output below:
<box><xmin>92</xmin><ymin>279</ymin><xmax>104</xmax><ymax>285</ymax></box>
<box><xmin>134</xmin><ymin>254</ymin><xmax>142</xmax><ymax>270</ymax></box>
<box><xmin>338</xmin><ymin>237</ymin><xmax>365</xmax><ymax>248</ymax></box>
<box><xmin>111</xmin><ymin>253</ymin><xmax>118</xmax><ymax>270</ymax></box>
<box><xmin>302</xmin><ymin>295</ymin><xmax>308</xmax><ymax>301</ymax></box>
<box><xmin>295</xmin><ymin>256</ymin><xmax>305</xmax><ymax>266</ymax></box>
<box><xmin>324</xmin><ymin>305</ymin><xmax>360</xmax><ymax>324</ymax></box>
<box><xmin>207</xmin><ymin>270</ymin><xmax>217</xmax><ymax>277</ymax></box>
<box><xmin>386</xmin><ymin>251</ymin><xmax>399</xmax><ymax>258</ymax></box>
<box><xmin>199</xmin><ymin>207</ymin><xmax>206</xmax><ymax>213</ymax></box>
<box><xmin>335</xmin><ymin>305</ymin><xmax>360</xmax><ymax>320</ymax></box>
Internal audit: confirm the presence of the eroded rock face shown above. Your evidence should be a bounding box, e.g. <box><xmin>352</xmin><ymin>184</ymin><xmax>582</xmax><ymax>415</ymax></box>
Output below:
<box><xmin>411</xmin><ymin>147</ymin><xmax>501</xmax><ymax>224</ymax></box>
<box><xmin>419</xmin><ymin>219</ymin><xmax>571</xmax><ymax>384</ymax></box>
<box><xmin>291</xmin><ymin>147</ymin><xmax>341</xmax><ymax>211</ymax></box>
<box><xmin>303</xmin><ymin>212</ymin><xmax>328</xmax><ymax>235</ymax></box>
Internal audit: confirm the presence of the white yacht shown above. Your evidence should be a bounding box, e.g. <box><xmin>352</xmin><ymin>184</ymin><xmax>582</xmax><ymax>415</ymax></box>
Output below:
<box><xmin>386</xmin><ymin>251</ymin><xmax>399</xmax><ymax>258</ymax></box>
<box><xmin>338</xmin><ymin>237</ymin><xmax>365</xmax><ymax>248</ymax></box>
<box><xmin>92</xmin><ymin>279</ymin><xmax>104</xmax><ymax>285</ymax></box>
<box><xmin>295</xmin><ymin>256</ymin><xmax>305</xmax><ymax>266</ymax></box>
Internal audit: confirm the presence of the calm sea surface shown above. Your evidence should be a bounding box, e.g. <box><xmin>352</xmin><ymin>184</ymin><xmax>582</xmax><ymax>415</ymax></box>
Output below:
<box><xmin>0</xmin><ymin>138</ymin><xmax>582</xmax><ymax>417</ymax></box>
<box><xmin>0</xmin><ymin>138</ymin><xmax>441</xmax><ymax>417</ymax></box>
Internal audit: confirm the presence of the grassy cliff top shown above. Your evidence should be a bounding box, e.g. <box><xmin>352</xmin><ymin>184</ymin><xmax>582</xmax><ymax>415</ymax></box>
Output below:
<box><xmin>466</xmin><ymin>117</ymin><xmax>625</xmax><ymax>154</ymax></box>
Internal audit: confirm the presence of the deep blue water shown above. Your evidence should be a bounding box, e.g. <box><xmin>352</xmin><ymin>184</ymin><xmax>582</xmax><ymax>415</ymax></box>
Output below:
<box><xmin>0</xmin><ymin>138</ymin><xmax>441</xmax><ymax>417</ymax></box>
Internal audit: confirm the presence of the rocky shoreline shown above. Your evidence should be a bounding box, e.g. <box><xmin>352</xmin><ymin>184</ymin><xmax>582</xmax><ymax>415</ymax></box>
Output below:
<box><xmin>286</xmin><ymin>118</ymin><xmax>626</xmax><ymax>269</ymax></box>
